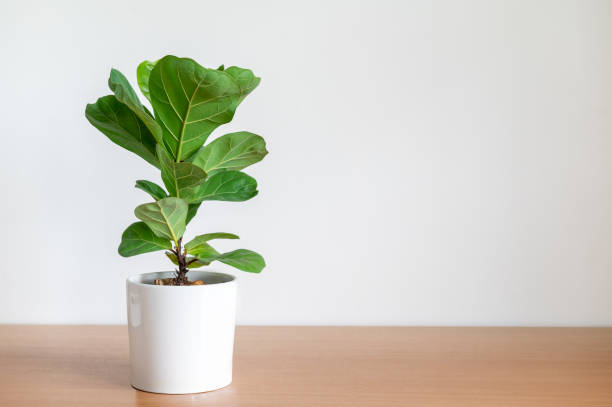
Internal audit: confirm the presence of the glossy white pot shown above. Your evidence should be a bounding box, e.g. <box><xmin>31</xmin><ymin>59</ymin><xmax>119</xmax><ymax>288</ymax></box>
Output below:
<box><xmin>126</xmin><ymin>271</ymin><xmax>237</xmax><ymax>394</ymax></box>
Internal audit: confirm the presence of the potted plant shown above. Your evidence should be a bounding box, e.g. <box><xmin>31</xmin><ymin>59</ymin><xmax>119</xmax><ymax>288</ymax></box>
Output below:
<box><xmin>85</xmin><ymin>55</ymin><xmax>267</xmax><ymax>394</ymax></box>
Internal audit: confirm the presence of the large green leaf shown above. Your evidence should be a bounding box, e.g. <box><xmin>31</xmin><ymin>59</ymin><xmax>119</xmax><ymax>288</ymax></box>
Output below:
<box><xmin>136</xmin><ymin>60</ymin><xmax>156</xmax><ymax>103</ymax></box>
<box><xmin>157</xmin><ymin>145</ymin><xmax>207</xmax><ymax>203</ymax></box>
<box><xmin>108</xmin><ymin>68</ymin><xmax>162</xmax><ymax>143</ymax></box>
<box><xmin>185</xmin><ymin>233</ymin><xmax>239</xmax><ymax>255</ymax></box>
<box><xmin>85</xmin><ymin>95</ymin><xmax>159</xmax><ymax>167</ymax></box>
<box><xmin>197</xmin><ymin>170</ymin><xmax>258</xmax><ymax>202</ymax></box>
<box><xmin>195</xmin><ymin>249</ymin><xmax>265</xmax><ymax>273</ymax></box>
<box><xmin>135</xmin><ymin>180</ymin><xmax>167</xmax><ymax>200</ymax></box>
<box><xmin>190</xmin><ymin>132</ymin><xmax>268</xmax><ymax>175</ymax></box>
<box><xmin>149</xmin><ymin>55</ymin><xmax>260</xmax><ymax>161</ymax></box>
<box><xmin>134</xmin><ymin>197</ymin><xmax>187</xmax><ymax>242</ymax></box>
<box><xmin>118</xmin><ymin>222</ymin><xmax>171</xmax><ymax>257</ymax></box>
<box><xmin>216</xmin><ymin>249</ymin><xmax>265</xmax><ymax>273</ymax></box>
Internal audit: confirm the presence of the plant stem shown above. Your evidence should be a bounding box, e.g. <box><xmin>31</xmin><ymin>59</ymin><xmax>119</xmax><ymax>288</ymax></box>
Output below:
<box><xmin>173</xmin><ymin>237</ymin><xmax>189</xmax><ymax>285</ymax></box>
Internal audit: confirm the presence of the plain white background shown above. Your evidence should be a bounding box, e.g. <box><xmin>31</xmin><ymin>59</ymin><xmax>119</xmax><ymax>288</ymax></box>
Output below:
<box><xmin>1</xmin><ymin>0</ymin><xmax>611</xmax><ymax>325</ymax></box>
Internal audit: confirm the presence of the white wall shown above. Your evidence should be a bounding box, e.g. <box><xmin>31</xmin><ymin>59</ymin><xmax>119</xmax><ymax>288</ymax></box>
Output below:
<box><xmin>1</xmin><ymin>0</ymin><xmax>611</xmax><ymax>325</ymax></box>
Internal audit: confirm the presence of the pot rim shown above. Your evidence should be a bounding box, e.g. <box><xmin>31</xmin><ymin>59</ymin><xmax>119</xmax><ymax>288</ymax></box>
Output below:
<box><xmin>127</xmin><ymin>270</ymin><xmax>236</xmax><ymax>288</ymax></box>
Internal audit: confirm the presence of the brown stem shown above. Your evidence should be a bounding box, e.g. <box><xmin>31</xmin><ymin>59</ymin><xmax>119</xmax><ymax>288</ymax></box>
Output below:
<box><xmin>173</xmin><ymin>237</ymin><xmax>189</xmax><ymax>285</ymax></box>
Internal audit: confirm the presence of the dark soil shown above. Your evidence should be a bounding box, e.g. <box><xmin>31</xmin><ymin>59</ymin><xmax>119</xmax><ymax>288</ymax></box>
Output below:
<box><xmin>154</xmin><ymin>278</ymin><xmax>205</xmax><ymax>286</ymax></box>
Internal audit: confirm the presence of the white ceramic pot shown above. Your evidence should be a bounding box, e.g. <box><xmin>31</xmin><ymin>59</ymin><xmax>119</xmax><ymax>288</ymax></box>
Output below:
<box><xmin>126</xmin><ymin>271</ymin><xmax>237</xmax><ymax>394</ymax></box>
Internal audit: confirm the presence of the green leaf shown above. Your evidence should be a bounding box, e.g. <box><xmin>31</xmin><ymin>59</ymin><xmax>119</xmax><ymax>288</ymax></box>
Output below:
<box><xmin>224</xmin><ymin>66</ymin><xmax>261</xmax><ymax>104</ymax></box>
<box><xmin>186</xmin><ymin>260</ymin><xmax>206</xmax><ymax>268</ymax></box>
<box><xmin>136</xmin><ymin>60</ymin><xmax>156</xmax><ymax>103</ymax></box>
<box><xmin>165</xmin><ymin>251</ymin><xmax>207</xmax><ymax>268</ymax></box>
<box><xmin>185</xmin><ymin>240</ymin><xmax>220</xmax><ymax>259</ymax></box>
<box><xmin>134</xmin><ymin>197</ymin><xmax>187</xmax><ymax>242</ymax></box>
<box><xmin>197</xmin><ymin>170</ymin><xmax>258</xmax><ymax>202</ymax></box>
<box><xmin>165</xmin><ymin>251</ymin><xmax>178</xmax><ymax>264</ymax></box>
<box><xmin>188</xmin><ymin>241</ymin><xmax>266</xmax><ymax>273</ymax></box>
<box><xmin>85</xmin><ymin>95</ymin><xmax>159</xmax><ymax>167</ymax></box>
<box><xmin>186</xmin><ymin>203</ymin><xmax>201</xmax><ymax>224</ymax></box>
<box><xmin>190</xmin><ymin>132</ymin><xmax>268</xmax><ymax>176</ymax></box>
<box><xmin>108</xmin><ymin>68</ymin><xmax>162</xmax><ymax>144</ymax></box>
<box><xmin>118</xmin><ymin>222</ymin><xmax>171</xmax><ymax>257</ymax></box>
<box><xmin>185</xmin><ymin>233</ymin><xmax>239</xmax><ymax>255</ymax></box>
<box><xmin>135</xmin><ymin>180</ymin><xmax>167</xmax><ymax>200</ymax></box>
<box><xmin>157</xmin><ymin>145</ymin><xmax>207</xmax><ymax>203</ymax></box>
<box><xmin>210</xmin><ymin>249</ymin><xmax>265</xmax><ymax>273</ymax></box>
<box><xmin>149</xmin><ymin>55</ymin><xmax>260</xmax><ymax>161</ymax></box>
<box><xmin>217</xmin><ymin>64</ymin><xmax>225</xmax><ymax>71</ymax></box>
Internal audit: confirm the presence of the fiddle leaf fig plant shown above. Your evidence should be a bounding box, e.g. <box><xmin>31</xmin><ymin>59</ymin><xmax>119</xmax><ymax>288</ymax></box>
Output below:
<box><xmin>85</xmin><ymin>55</ymin><xmax>267</xmax><ymax>285</ymax></box>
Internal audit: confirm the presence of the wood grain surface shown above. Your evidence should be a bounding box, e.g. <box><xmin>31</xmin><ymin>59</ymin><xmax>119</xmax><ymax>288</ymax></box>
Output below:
<box><xmin>0</xmin><ymin>326</ymin><xmax>611</xmax><ymax>406</ymax></box>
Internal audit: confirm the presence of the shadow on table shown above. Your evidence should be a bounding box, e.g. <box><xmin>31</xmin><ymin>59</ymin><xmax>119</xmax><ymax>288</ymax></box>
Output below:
<box><xmin>131</xmin><ymin>384</ymin><xmax>237</xmax><ymax>406</ymax></box>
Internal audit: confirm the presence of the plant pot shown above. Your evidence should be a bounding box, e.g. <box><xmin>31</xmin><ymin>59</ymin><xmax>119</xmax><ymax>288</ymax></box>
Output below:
<box><xmin>126</xmin><ymin>271</ymin><xmax>237</xmax><ymax>394</ymax></box>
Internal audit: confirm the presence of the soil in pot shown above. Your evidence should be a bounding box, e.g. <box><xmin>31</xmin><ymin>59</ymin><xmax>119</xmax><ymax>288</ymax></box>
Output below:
<box><xmin>153</xmin><ymin>278</ymin><xmax>206</xmax><ymax>286</ymax></box>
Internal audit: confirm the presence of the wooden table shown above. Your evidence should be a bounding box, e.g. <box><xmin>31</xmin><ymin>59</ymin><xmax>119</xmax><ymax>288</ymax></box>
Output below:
<box><xmin>1</xmin><ymin>326</ymin><xmax>611</xmax><ymax>406</ymax></box>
